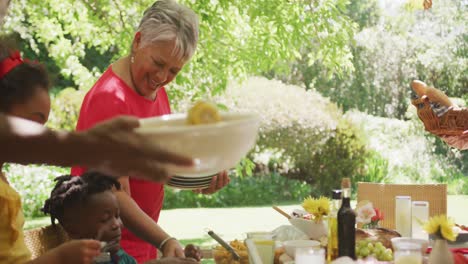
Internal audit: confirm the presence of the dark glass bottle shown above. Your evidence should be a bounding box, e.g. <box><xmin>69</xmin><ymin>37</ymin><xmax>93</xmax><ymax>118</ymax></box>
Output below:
<box><xmin>337</xmin><ymin>178</ymin><xmax>356</xmax><ymax>259</ymax></box>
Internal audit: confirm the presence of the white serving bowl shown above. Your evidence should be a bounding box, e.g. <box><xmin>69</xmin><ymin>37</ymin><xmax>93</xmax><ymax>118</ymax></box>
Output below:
<box><xmin>288</xmin><ymin>218</ymin><xmax>328</xmax><ymax>240</ymax></box>
<box><xmin>282</xmin><ymin>239</ymin><xmax>321</xmax><ymax>259</ymax></box>
<box><xmin>137</xmin><ymin>112</ymin><xmax>260</xmax><ymax>177</ymax></box>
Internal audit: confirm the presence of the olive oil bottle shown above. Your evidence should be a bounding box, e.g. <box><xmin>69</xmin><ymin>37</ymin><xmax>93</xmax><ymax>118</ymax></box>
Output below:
<box><xmin>337</xmin><ymin>178</ymin><xmax>356</xmax><ymax>259</ymax></box>
<box><xmin>327</xmin><ymin>189</ymin><xmax>342</xmax><ymax>262</ymax></box>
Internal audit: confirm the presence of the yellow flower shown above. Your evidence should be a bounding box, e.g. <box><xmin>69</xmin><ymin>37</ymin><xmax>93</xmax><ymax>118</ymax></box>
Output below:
<box><xmin>302</xmin><ymin>196</ymin><xmax>317</xmax><ymax>214</ymax></box>
<box><xmin>317</xmin><ymin>196</ymin><xmax>330</xmax><ymax>216</ymax></box>
<box><xmin>302</xmin><ymin>196</ymin><xmax>330</xmax><ymax>222</ymax></box>
<box><xmin>423</xmin><ymin>215</ymin><xmax>458</xmax><ymax>241</ymax></box>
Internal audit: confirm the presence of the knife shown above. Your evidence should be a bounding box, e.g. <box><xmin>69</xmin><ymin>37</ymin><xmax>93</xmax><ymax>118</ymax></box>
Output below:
<box><xmin>208</xmin><ymin>230</ymin><xmax>241</xmax><ymax>261</ymax></box>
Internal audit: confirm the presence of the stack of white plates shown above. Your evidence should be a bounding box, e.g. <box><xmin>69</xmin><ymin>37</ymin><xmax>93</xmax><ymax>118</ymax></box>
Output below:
<box><xmin>167</xmin><ymin>175</ymin><xmax>214</xmax><ymax>190</ymax></box>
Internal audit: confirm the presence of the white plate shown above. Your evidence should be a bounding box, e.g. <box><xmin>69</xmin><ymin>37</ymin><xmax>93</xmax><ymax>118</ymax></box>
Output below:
<box><xmin>169</xmin><ymin>180</ymin><xmax>212</xmax><ymax>186</ymax></box>
<box><xmin>167</xmin><ymin>182</ymin><xmax>212</xmax><ymax>187</ymax></box>
<box><xmin>170</xmin><ymin>176</ymin><xmax>214</xmax><ymax>183</ymax></box>
<box><xmin>137</xmin><ymin>112</ymin><xmax>260</xmax><ymax>177</ymax></box>
<box><xmin>168</xmin><ymin>181</ymin><xmax>212</xmax><ymax>187</ymax></box>
<box><xmin>167</xmin><ymin>183</ymin><xmax>211</xmax><ymax>190</ymax></box>
<box><xmin>172</xmin><ymin>175</ymin><xmax>215</xmax><ymax>180</ymax></box>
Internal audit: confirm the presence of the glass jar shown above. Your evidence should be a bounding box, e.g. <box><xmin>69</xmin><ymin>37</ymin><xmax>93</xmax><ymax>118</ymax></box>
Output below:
<box><xmin>393</xmin><ymin>241</ymin><xmax>423</xmax><ymax>264</ymax></box>
<box><xmin>93</xmin><ymin>252</ymin><xmax>111</xmax><ymax>264</ymax></box>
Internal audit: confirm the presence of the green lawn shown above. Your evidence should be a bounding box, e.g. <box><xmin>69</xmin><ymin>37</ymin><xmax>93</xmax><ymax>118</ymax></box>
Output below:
<box><xmin>26</xmin><ymin>195</ymin><xmax>468</xmax><ymax>232</ymax></box>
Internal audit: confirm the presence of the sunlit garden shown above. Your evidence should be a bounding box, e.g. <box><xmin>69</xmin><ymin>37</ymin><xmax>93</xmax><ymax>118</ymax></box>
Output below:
<box><xmin>1</xmin><ymin>0</ymin><xmax>467</xmax><ymax>262</ymax></box>
<box><xmin>4</xmin><ymin>0</ymin><xmax>466</xmax><ymax>218</ymax></box>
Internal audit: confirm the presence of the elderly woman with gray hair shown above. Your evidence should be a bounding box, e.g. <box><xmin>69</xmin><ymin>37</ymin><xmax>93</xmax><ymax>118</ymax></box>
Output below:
<box><xmin>71</xmin><ymin>0</ymin><xmax>229</xmax><ymax>262</ymax></box>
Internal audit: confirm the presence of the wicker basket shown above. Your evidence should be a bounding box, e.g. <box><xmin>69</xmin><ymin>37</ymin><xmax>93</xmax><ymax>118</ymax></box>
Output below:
<box><xmin>411</xmin><ymin>96</ymin><xmax>468</xmax><ymax>136</ymax></box>
<box><xmin>23</xmin><ymin>224</ymin><xmax>70</xmax><ymax>258</ymax></box>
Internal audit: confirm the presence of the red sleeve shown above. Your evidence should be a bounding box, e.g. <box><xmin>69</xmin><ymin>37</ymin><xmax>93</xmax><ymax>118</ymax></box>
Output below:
<box><xmin>71</xmin><ymin>92</ymin><xmax>127</xmax><ymax>176</ymax></box>
<box><xmin>76</xmin><ymin>92</ymin><xmax>127</xmax><ymax>131</ymax></box>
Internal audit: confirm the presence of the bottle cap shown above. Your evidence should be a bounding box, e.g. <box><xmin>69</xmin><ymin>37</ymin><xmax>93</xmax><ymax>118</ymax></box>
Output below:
<box><xmin>341</xmin><ymin>178</ymin><xmax>351</xmax><ymax>188</ymax></box>
<box><xmin>332</xmin><ymin>189</ymin><xmax>342</xmax><ymax>200</ymax></box>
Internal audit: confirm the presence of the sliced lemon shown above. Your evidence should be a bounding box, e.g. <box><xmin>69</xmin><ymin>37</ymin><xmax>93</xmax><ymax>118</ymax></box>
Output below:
<box><xmin>187</xmin><ymin>101</ymin><xmax>221</xmax><ymax>125</ymax></box>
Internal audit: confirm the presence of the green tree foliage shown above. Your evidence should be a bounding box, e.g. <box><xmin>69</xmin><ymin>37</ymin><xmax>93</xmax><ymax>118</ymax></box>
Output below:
<box><xmin>3</xmin><ymin>0</ymin><xmax>355</xmax><ymax>104</ymax></box>
<box><xmin>344</xmin><ymin>0</ymin><xmax>380</xmax><ymax>30</ymax></box>
<box><xmin>298</xmin><ymin>0</ymin><xmax>467</xmax><ymax>119</ymax></box>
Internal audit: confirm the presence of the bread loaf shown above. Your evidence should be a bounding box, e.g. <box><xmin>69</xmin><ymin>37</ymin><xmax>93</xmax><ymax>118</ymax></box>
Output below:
<box><xmin>425</xmin><ymin>86</ymin><xmax>454</xmax><ymax>107</ymax></box>
<box><xmin>411</xmin><ymin>80</ymin><xmax>427</xmax><ymax>97</ymax></box>
<box><xmin>411</xmin><ymin>80</ymin><xmax>455</xmax><ymax>107</ymax></box>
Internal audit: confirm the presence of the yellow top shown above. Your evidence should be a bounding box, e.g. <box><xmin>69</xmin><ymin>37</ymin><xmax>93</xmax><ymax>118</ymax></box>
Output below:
<box><xmin>0</xmin><ymin>174</ymin><xmax>31</xmax><ymax>263</ymax></box>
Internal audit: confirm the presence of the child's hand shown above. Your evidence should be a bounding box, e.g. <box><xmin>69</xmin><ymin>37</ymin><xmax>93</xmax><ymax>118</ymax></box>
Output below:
<box><xmin>54</xmin><ymin>239</ymin><xmax>101</xmax><ymax>264</ymax></box>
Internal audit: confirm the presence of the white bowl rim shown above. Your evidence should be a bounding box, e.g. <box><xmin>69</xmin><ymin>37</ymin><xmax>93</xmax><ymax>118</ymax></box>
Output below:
<box><xmin>137</xmin><ymin>112</ymin><xmax>260</xmax><ymax>134</ymax></box>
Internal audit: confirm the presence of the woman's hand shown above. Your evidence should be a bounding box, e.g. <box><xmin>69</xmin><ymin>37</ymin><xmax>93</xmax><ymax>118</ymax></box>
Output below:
<box><xmin>162</xmin><ymin>238</ymin><xmax>185</xmax><ymax>258</ymax></box>
<box><xmin>193</xmin><ymin>170</ymin><xmax>230</xmax><ymax>194</ymax></box>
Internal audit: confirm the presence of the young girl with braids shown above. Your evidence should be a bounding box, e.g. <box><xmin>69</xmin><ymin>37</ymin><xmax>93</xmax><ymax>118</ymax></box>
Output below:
<box><xmin>42</xmin><ymin>172</ymin><xmax>198</xmax><ymax>264</ymax></box>
<box><xmin>0</xmin><ymin>37</ymin><xmax>102</xmax><ymax>263</ymax></box>
<box><xmin>42</xmin><ymin>171</ymin><xmax>137</xmax><ymax>264</ymax></box>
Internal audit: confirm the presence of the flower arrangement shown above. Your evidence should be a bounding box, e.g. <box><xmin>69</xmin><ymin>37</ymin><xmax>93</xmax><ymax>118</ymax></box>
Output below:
<box><xmin>301</xmin><ymin>196</ymin><xmax>330</xmax><ymax>223</ymax></box>
<box><xmin>423</xmin><ymin>215</ymin><xmax>459</xmax><ymax>241</ymax></box>
<box><xmin>356</xmin><ymin>200</ymin><xmax>384</xmax><ymax>229</ymax></box>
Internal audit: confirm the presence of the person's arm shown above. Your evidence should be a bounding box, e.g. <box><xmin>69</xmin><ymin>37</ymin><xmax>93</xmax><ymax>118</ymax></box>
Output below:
<box><xmin>27</xmin><ymin>240</ymin><xmax>101</xmax><ymax>264</ymax></box>
<box><xmin>440</xmin><ymin>131</ymin><xmax>468</xmax><ymax>150</ymax></box>
<box><xmin>0</xmin><ymin>114</ymin><xmax>193</xmax><ymax>181</ymax></box>
<box><xmin>115</xmin><ymin>177</ymin><xmax>185</xmax><ymax>258</ymax></box>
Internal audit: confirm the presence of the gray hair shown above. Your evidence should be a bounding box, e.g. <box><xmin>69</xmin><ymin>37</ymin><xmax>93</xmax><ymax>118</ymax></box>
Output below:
<box><xmin>137</xmin><ymin>0</ymin><xmax>199</xmax><ymax>61</ymax></box>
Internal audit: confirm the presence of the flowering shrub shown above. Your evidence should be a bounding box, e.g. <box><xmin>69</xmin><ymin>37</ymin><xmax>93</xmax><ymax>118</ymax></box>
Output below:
<box><xmin>345</xmin><ymin>110</ymin><xmax>467</xmax><ymax>193</ymax></box>
<box><xmin>47</xmin><ymin>87</ymin><xmax>86</xmax><ymax>131</ymax></box>
<box><xmin>310</xmin><ymin>0</ymin><xmax>467</xmax><ymax>119</ymax></box>
<box><xmin>202</xmin><ymin>77</ymin><xmax>369</xmax><ymax>194</ymax></box>
<box><xmin>4</xmin><ymin>164</ymin><xmax>69</xmax><ymax>218</ymax></box>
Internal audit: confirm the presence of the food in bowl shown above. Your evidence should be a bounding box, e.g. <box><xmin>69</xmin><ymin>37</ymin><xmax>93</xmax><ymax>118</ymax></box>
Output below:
<box><xmin>187</xmin><ymin>101</ymin><xmax>221</xmax><ymax>125</ymax></box>
<box><xmin>137</xmin><ymin>112</ymin><xmax>260</xmax><ymax>177</ymax></box>
<box><xmin>213</xmin><ymin>240</ymin><xmax>249</xmax><ymax>264</ymax></box>
<box><xmin>282</xmin><ymin>239</ymin><xmax>321</xmax><ymax>259</ymax></box>
<box><xmin>184</xmin><ymin>244</ymin><xmax>202</xmax><ymax>261</ymax></box>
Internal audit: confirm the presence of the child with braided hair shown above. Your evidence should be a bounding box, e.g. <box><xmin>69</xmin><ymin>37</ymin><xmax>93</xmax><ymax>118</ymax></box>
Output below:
<box><xmin>42</xmin><ymin>172</ymin><xmax>199</xmax><ymax>264</ymax></box>
<box><xmin>42</xmin><ymin>171</ymin><xmax>137</xmax><ymax>264</ymax></box>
